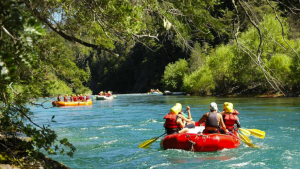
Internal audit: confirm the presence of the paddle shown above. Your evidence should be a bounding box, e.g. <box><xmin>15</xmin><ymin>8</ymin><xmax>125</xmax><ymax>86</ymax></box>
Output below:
<box><xmin>238</xmin><ymin>133</ymin><xmax>251</xmax><ymax>143</ymax></box>
<box><xmin>239</xmin><ymin>128</ymin><xmax>251</xmax><ymax>136</ymax></box>
<box><xmin>228</xmin><ymin>132</ymin><xmax>259</xmax><ymax>148</ymax></box>
<box><xmin>240</xmin><ymin>128</ymin><xmax>265</xmax><ymax>139</ymax></box>
<box><xmin>247</xmin><ymin>129</ymin><xmax>265</xmax><ymax>139</ymax></box>
<box><xmin>139</xmin><ymin>133</ymin><xmax>166</xmax><ymax>148</ymax></box>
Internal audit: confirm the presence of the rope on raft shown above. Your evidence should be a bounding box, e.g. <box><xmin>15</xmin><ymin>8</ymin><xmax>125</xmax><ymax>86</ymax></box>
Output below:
<box><xmin>186</xmin><ymin>134</ymin><xmax>209</xmax><ymax>151</ymax></box>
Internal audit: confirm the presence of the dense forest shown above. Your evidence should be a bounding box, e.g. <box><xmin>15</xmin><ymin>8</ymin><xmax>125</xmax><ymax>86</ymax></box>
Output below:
<box><xmin>1</xmin><ymin>0</ymin><xmax>300</xmax><ymax>167</ymax></box>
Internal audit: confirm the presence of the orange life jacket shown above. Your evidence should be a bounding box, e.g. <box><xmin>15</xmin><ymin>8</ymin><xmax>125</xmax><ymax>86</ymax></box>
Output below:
<box><xmin>164</xmin><ymin>114</ymin><xmax>181</xmax><ymax>135</ymax></box>
<box><xmin>224</xmin><ymin>110</ymin><xmax>239</xmax><ymax>130</ymax></box>
<box><xmin>164</xmin><ymin>114</ymin><xmax>179</xmax><ymax>129</ymax></box>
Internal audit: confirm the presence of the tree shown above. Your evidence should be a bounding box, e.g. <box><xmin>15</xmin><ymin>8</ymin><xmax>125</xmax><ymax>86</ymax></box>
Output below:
<box><xmin>0</xmin><ymin>0</ymin><xmax>76</xmax><ymax>166</ymax></box>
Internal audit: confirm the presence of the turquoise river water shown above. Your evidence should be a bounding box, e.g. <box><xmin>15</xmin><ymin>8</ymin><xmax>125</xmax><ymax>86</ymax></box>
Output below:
<box><xmin>31</xmin><ymin>94</ymin><xmax>300</xmax><ymax>169</ymax></box>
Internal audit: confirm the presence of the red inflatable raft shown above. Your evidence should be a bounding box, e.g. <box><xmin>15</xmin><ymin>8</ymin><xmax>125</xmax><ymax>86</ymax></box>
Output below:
<box><xmin>160</xmin><ymin>125</ymin><xmax>240</xmax><ymax>152</ymax></box>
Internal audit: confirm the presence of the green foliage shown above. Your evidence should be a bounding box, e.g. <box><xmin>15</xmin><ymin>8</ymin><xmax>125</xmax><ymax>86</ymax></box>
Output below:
<box><xmin>36</xmin><ymin>32</ymin><xmax>91</xmax><ymax>93</ymax></box>
<box><xmin>175</xmin><ymin>13</ymin><xmax>300</xmax><ymax>95</ymax></box>
<box><xmin>189</xmin><ymin>42</ymin><xmax>210</xmax><ymax>71</ymax></box>
<box><xmin>182</xmin><ymin>68</ymin><xmax>215</xmax><ymax>95</ymax></box>
<box><xmin>43</xmin><ymin>79</ymin><xmax>73</xmax><ymax>97</ymax></box>
<box><xmin>266</xmin><ymin>53</ymin><xmax>292</xmax><ymax>83</ymax></box>
<box><xmin>0</xmin><ymin>0</ymin><xmax>76</xmax><ymax>166</ymax></box>
<box><xmin>75</xmin><ymin>87</ymin><xmax>92</xmax><ymax>96</ymax></box>
<box><xmin>162</xmin><ymin>59</ymin><xmax>188</xmax><ymax>91</ymax></box>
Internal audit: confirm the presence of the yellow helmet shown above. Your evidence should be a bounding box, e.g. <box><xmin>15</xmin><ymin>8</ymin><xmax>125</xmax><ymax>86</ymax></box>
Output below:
<box><xmin>224</xmin><ymin>102</ymin><xmax>233</xmax><ymax>113</ymax></box>
<box><xmin>175</xmin><ymin>103</ymin><xmax>182</xmax><ymax>112</ymax></box>
<box><xmin>170</xmin><ymin>106</ymin><xmax>179</xmax><ymax>115</ymax></box>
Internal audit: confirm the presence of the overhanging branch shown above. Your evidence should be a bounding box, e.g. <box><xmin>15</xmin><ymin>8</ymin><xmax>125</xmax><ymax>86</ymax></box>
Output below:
<box><xmin>23</xmin><ymin>0</ymin><xmax>119</xmax><ymax>57</ymax></box>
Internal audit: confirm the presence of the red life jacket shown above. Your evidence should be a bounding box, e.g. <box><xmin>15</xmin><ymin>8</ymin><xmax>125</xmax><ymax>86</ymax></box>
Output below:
<box><xmin>79</xmin><ymin>96</ymin><xmax>84</xmax><ymax>100</ymax></box>
<box><xmin>224</xmin><ymin>110</ymin><xmax>239</xmax><ymax>130</ymax></box>
<box><xmin>164</xmin><ymin>114</ymin><xmax>179</xmax><ymax>130</ymax></box>
<box><xmin>86</xmin><ymin>95</ymin><xmax>89</xmax><ymax>100</ymax></box>
<box><xmin>64</xmin><ymin>96</ymin><xmax>68</xmax><ymax>102</ymax></box>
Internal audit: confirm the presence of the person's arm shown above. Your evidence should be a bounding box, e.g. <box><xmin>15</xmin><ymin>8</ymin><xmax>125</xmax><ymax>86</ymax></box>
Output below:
<box><xmin>235</xmin><ymin>117</ymin><xmax>241</xmax><ymax>128</ymax></box>
<box><xmin>176</xmin><ymin>118</ymin><xmax>185</xmax><ymax>128</ymax></box>
<box><xmin>219</xmin><ymin>114</ymin><xmax>229</xmax><ymax>133</ymax></box>
<box><xmin>186</xmin><ymin>106</ymin><xmax>192</xmax><ymax>119</ymax></box>
<box><xmin>198</xmin><ymin>113</ymin><xmax>208</xmax><ymax>125</ymax></box>
<box><xmin>179</xmin><ymin>114</ymin><xmax>193</xmax><ymax>122</ymax></box>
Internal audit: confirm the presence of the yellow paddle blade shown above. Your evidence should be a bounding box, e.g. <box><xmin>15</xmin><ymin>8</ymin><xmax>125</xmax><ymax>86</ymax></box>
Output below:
<box><xmin>239</xmin><ymin>133</ymin><xmax>251</xmax><ymax>143</ymax></box>
<box><xmin>244</xmin><ymin>141</ymin><xmax>259</xmax><ymax>148</ymax></box>
<box><xmin>248</xmin><ymin>129</ymin><xmax>265</xmax><ymax>139</ymax></box>
<box><xmin>229</xmin><ymin>133</ymin><xmax>258</xmax><ymax>148</ymax></box>
<box><xmin>139</xmin><ymin>137</ymin><xmax>159</xmax><ymax>148</ymax></box>
<box><xmin>239</xmin><ymin>128</ymin><xmax>251</xmax><ymax>136</ymax></box>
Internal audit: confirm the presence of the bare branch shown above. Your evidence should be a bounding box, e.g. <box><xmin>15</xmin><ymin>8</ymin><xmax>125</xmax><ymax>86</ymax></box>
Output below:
<box><xmin>266</xmin><ymin>0</ymin><xmax>300</xmax><ymax>59</ymax></box>
<box><xmin>1</xmin><ymin>26</ymin><xmax>17</xmax><ymax>44</ymax></box>
<box><xmin>133</xmin><ymin>33</ymin><xmax>159</xmax><ymax>41</ymax></box>
<box><xmin>237</xmin><ymin>0</ymin><xmax>263</xmax><ymax>62</ymax></box>
<box><xmin>232</xmin><ymin>0</ymin><xmax>285</xmax><ymax>93</ymax></box>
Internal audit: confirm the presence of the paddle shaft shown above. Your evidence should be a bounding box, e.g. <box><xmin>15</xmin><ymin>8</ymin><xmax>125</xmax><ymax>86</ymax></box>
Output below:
<box><xmin>138</xmin><ymin>132</ymin><xmax>166</xmax><ymax>148</ymax></box>
<box><xmin>157</xmin><ymin>132</ymin><xmax>167</xmax><ymax>138</ymax></box>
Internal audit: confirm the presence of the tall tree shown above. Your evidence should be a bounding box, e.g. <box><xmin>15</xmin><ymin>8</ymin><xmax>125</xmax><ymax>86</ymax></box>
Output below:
<box><xmin>0</xmin><ymin>0</ymin><xmax>79</xmax><ymax>166</ymax></box>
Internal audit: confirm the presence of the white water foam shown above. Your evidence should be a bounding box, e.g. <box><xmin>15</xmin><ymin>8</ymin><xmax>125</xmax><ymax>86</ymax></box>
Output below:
<box><xmin>228</xmin><ymin>161</ymin><xmax>251</xmax><ymax>167</ymax></box>
<box><xmin>102</xmin><ymin>139</ymin><xmax>118</xmax><ymax>145</ymax></box>
<box><xmin>150</xmin><ymin>162</ymin><xmax>170</xmax><ymax>169</ymax></box>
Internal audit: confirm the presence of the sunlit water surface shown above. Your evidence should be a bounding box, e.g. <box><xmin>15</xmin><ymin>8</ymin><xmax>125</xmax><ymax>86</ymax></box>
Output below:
<box><xmin>31</xmin><ymin>95</ymin><xmax>300</xmax><ymax>169</ymax></box>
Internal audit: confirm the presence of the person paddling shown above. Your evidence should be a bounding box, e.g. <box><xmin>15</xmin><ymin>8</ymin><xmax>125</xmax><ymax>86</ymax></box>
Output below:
<box><xmin>85</xmin><ymin>94</ymin><xmax>90</xmax><ymax>101</ymax></box>
<box><xmin>175</xmin><ymin>103</ymin><xmax>195</xmax><ymax>128</ymax></box>
<box><xmin>163</xmin><ymin>106</ymin><xmax>189</xmax><ymax>135</ymax></box>
<box><xmin>64</xmin><ymin>94</ymin><xmax>68</xmax><ymax>102</ymax></box>
<box><xmin>79</xmin><ymin>94</ymin><xmax>84</xmax><ymax>101</ymax></box>
<box><xmin>219</xmin><ymin>102</ymin><xmax>241</xmax><ymax>133</ymax></box>
<box><xmin>198</xmin><ymin>102</ymin><xmax>228</xmax><ymax>134</ymax></box>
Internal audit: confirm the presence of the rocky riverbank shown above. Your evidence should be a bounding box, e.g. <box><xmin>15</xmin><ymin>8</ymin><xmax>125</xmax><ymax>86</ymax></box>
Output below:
<box><xmin>0</xmin><ymin>136</ymin><xmax>70</xmax><ymax>169</ymax></box>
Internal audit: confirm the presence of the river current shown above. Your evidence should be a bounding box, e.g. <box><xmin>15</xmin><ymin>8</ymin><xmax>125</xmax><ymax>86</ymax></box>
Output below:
<box><xmin>31</xmin><ymin>94</ymin><xmax>300</xmax><ymax>169</ymax></box>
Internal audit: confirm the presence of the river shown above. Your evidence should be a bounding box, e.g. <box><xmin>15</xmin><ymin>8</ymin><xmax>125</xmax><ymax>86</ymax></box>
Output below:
<box><xmin>31</xmin><ymin>94</ymin><xmax>300</xmax><ymax>169</ymax></box>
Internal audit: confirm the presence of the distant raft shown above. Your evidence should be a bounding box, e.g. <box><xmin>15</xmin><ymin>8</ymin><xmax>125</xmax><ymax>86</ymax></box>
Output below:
<box><xmin>52</xmin><ymin>100</ymin><xmax>92</xmax><ymax>107</ymax></box>
<box><xmin>160</xmin><ymin>126</ymin><xmax>240</xmax><ymax>152</ymax></box>
<box><xmin>96</xmin><ymin>95</ymin><xmax>114</xmax><ymax>100</ymax></box>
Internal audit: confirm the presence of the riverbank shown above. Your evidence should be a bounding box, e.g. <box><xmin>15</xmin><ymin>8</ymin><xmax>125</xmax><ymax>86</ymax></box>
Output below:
<box><xmin>0</xmin><ymin>136</ymin><xmax>70</xmax><ymax>169</ymax></box>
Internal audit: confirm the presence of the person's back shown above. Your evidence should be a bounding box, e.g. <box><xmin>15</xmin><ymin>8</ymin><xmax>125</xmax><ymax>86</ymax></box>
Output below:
<box><xmin>64</xmin><ymin>94</ymin><xmax>68</xmax><ymax>102</ymax></box>
<box><xmin>85</xmin><ymin>94</ymin><xmax>89</xmax><ymax>101</ymax></box>
<box><xmin>220</xmin><ymin>102</ymin><xmax>241</xmax><ymax>133</ymax></box>
<box><xmin>57</xmin><ymin>94</ymin><xmax>62</xmax><ymax>101</ymax></box>
<box><xmin>73</xmin><ymin>95</ymin><xmax>78</xmax><ymax>101</ymax></box>
<box><xmin>164</xmin><ymin>106</ymin><xmax>188</xmax><ymax>134</ymax></box>
<box><xmin>79</xmin><ymin>94</ymin><xmax>84</xmax><ymax>101</ymax></box>
<box><xmin>198</xmin><ymin>102</ymin><xmax>228</xmax><ymax>134</ymax></box>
